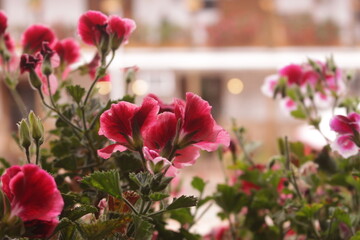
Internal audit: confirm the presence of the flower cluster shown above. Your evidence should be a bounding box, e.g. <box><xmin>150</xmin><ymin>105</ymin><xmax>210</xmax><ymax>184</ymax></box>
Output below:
<box><xmin>98</xmin><ymin>92</ymin><xmax>230</xmax><ymax>176</ymax></box>
<box><xmin>262</xmin><ymin>58</ymin><xmax>346</xmax><ymax>117</ymax></box>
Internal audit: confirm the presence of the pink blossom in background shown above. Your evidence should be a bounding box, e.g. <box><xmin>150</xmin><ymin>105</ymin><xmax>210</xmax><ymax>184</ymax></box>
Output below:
<box><xmin>21</xmin><ymin>25</ymin><xmax>56</xmax><ymax>53</ymax></box>
<box><xmin>107</xmin><ymin>16</ymin><xmax>136</xmax><ymax>45</ymax></box>
<box><xmin>1</xmin><ymin>164</ymin><xmax>63</xmax><ymax>238</ymax></box>
<box><xmin>0</xmin><ymin>10</ymin><xmax>7</xmax><ymax>35</ymax></box>
<box><xmin>331</xmin><ymin>134</ymin><xmax>358</xmax><ymax>158</ymax></box>
<box><xmin>279</xmin><ymin>64</ymin><xmax>304</xmax><ymax>85</ymax></box>
<box><xmin>299</xmin><ymin>161</ymin><xmax>319</xmax><ymax>176</ymax></box>
<box><xmin>261</xmin><ymin>74</ymin><xmax>278</xmax><ymax>98</ymax></box>
<box><xmin>35</xmin><ymin>68</ymin><xmax>58</xmax><ymax>95</ymax></box>
<box><xmin>78</xmin><ymin>10</ymin><xmax>108</xmax><ymax>46</ymax></box>
<box><xmin>330</xmin><ymin>112</ymin><xmax>360</xmax><ymax>158</ymax></box>
<box><xmin>53</xmin><ymin>38</ymin><xmax>80</xmax><ymax>66</ymax></box>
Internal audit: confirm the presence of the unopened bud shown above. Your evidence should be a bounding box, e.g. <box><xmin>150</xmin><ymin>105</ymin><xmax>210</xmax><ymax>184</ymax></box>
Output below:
<box><xmin>41</xmin><ymin>57</ymin><xmax>52</xmax><ymax>76</ymax></box>
<box><xmin>28</xmin><ymin>69</ymin><xmax>42</xmax><ymax>90</ymax></box>
<box><xmin>18</xmin><ymin>119</ymin><xmax>31</xmax><ymax>149</ymax></box>
<box><xmin>28</xmin><ymin>111</ymin><xmax>44</xmax><ymax>145</ymax></box>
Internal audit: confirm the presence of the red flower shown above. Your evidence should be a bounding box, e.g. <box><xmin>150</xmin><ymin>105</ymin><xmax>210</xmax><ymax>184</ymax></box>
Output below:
<box><xmin>107</xmin><ymin>16</ymin><xmax>136</xmax><ymax>48</ymax></box>
<box><xmin>241</xmin><ymin>180</ymin><xmax>261</xmax><ymax>195</ymax></box>
<box><xmin>21</xmin><ymin>25</ymin><xmax>56</xmax><ymax>53</ymax></box>
<box><xmin>53</xmin><ymin>38</ymin><xmax>80</xmax><ymax>65</ymax></box>
<box><xmin>175</xmin><ymin>92</ymin><xmax>230</xmax><ymax>151</ymax></box>
<box><xmin>20</xmin><ymin>53</ymin><xmax>41</xmax><ymax>74</ymax></box>
<box><xmin>78</xmin><ymin>10</ymin><xmax>108</xmax><ymax>46</ymax></box>
<box><xmin>4</xmin><ymin>33</ymin><xmax>15</xmax><ymax>52</ymax></box>
<box><xmin>279</xmin><ymin>64</ymin><xmax>304</xmax><ymax>85</ymax></box>
<box><xmin>98</xmin><ymin>96</ymin><xmax>159</xmax><ymax>158</ymax></box>
<box><xmin>1</xmin><ymin>164</ymin><xmax>64</xmax><ymax>238</ymax></box>
<box><xmin>0</xmin><ymin>11</ymin><xmax>7</xmax><ymax>35</ymax></box>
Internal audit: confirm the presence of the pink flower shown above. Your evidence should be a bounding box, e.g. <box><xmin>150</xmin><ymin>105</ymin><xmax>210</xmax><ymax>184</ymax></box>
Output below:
<box><xmin>279</xmin><ymin>64</ymin><xmax>303</xmax><ymax>85</ymax></box>
<box><xmin>0</xmin><ymin>11</ymin><xmax>7</xmax><ymax>35</ymax></box>
<box><xmin>330</xmin><ymin>112</ymin><xmax>360</xmax><ymax>158</ymax></box>
<box><xmin>35</xmin><ymin>68</ymin><xmax>58</xmax><ymax>95</ymax></box>
<box><xmin>21</xmin><ymin>25</ymin><xmax>56</xmax><ymax>53</ymax></box>
<box><xmin>299</xmin><ymin>161</ymin><xmax>319</xmax><ymax>176</ymax></box>
<box><xmin>1</xmin><ymin>164</ymin><xmax>63</xmax><ymax>238</ymax></box>
<box><xmin>261</xmin><ymin>74</ymin><xmax>279</xmax><ymax>98</ymax></box>
<box><xmin>175</xmin><ymin>92</ymin><xmax>230</xmax><ymax>151</ymax></box>
<box><xmin>20</xmin><ymin>53</ymin><xmax>41</xmax><ymax>74</ymax></box>
<box><xmin>78</xmin><ymin>10</ymin><xmax>108</xmax><ymax>46</ymax></box>
<box><xmin>107</xmin><ymin>16</ymin><xmax>136</xmax><ymax>48</ymax></box>
<box><xmin>331</xmin><ymin>134</ymin><xmax>359</xmax><ymax>158</ymax></box>
<box><xmin>98</xmin><ymin>96</ymin><xmax>159</xmax><ymax>158</ymax></box>
<box><xmin>204</xmin><ymin>224</ymin><xmax>230</xmax><ymax>240</ymax></box>
<box><xmin>53</xmin><ymin>38</ymin><xmax>80</xmax><ymax>65</ymax></box>
<box><xmin>143</xmin><ymin>147</ymin><xmax>178</xmax><ymax>177</ymax></box>
<box><xmin>4</xmin><ymin>33</ymin><xmax>15</xmax><ymax>53</ymax></box>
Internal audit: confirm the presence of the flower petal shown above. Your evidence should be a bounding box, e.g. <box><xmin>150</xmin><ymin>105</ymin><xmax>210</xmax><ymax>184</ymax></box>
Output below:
<box><xmin>98</xmin><ymin>143</ymin><xmax>127</xmax><ymax>159</ymax></box>
<box><xmin>331</xmin><ymin>134</ymin><xmax>359</xmax><ymax>158</ymax></box>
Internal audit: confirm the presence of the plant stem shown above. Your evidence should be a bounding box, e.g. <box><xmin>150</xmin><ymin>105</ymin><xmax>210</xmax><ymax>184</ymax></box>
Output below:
<box><xmin>25</xmin><ymin>147</ymin><xmax>31</xmax><ymax>164</ymax></box>
<box><xmin>83</xmin><ymin>50</ymin><xmax>116</xmax><ymax>106</ymax></box>
<box><xmin>123</xmin><ymin>197</ymin><xmax>139</xmax><ymax>215</ymax></box>
<box><xmin>35</xmin><ymin>141</ymin><xmax>40</xmax><ymax>166</ymax></box>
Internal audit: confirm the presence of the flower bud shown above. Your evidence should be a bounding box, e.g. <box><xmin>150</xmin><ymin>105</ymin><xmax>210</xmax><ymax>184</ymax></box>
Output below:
<box><xmin>29</xmin><ymin>69</ymin><xmax>42</xmax><ymax>90</ymax></box>
<box><xmin>41</xmin><ymin>57</ymin><xmax>52</xmax><ymax>76</ymax></box>
<box><xmin>28</xmin><ymin>111</ymin><xmax>44</xmax><ymax>145</ymax></box>
<box><xmin>18</xmin><ymin>119</ymin><xmax>31</xmax><ymax>150</ymax></box>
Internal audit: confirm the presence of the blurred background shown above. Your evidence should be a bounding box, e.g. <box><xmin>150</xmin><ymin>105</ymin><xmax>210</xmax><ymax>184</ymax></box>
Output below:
<box><xmin>2</xmin><ymin>0</ymin><xmax>360</xmax><ymax>233</ymax></box>
<box><xmin>2</xmin><ymin>0</ymin><xmax>360</xmax><ymax>171</ymax></box>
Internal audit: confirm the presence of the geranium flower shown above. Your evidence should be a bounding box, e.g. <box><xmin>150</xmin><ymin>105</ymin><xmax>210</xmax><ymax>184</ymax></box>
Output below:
<box><xmin>20</xmin><ymin>53</ymin><xmax>41</xmax><ymax>74</ymax></box>
<box><xmin>279</xmin><ymin>64</ymin><xmax>304</xmax><ymax>86</ymax></box>
<box><xmin>0</xmin><ymin>10</ymin><xmax>7</xmax><ymax>35</ymax></box>
<box><xmin>1</xmin><ymin>164</ymin><xmax>64</xmax><ymax>238</ymax></box>
<box><xmin>107</xmin><ymin>16</ymin><xmax>136</xmax><ymax>49</ymax></box>
<box><xmin>175</xmin><ymin>92</ymin><xmax>230</xmax><ymax>151</ymax></box>
<box><xmin>21</xmin><ymin>25</ymin><xmax>56</xmax><ymax>53</ymax></box>
<box><xmin>330</xmin><ymin>112</ymin><xmax>360</xmax><ymax>158</ymax></box>
<box><xmin>98</xmin><ymin>96</ymin><xmax>159</xmax><ymax>158</ymax></box>
<box><xmin>78</xmin><ymin>10</ymin><xmax>108</xmax><ymax>46</ymax></box>
<box><xmin>53</xmin><ymin>38</ymin><xmax>80</xmax><ymax>66</ymax></box>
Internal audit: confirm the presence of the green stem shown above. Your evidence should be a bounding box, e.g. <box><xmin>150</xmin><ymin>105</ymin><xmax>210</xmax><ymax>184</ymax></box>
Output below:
<box><xmin>25</xmin><ymin>147</ymin><xmax>31</xmax><ymax>164</ymax></box>
<box><xmin>83</xmin><ymin>50</ymin><xmax>116</xmax><ymax>106</ymax></box>
<box><xmin>37</xmin><ymin>88</ymin><xmax>82</xmax><ymax>134</ymax></box>
<box><xmin>228</xmin><ymin>214</ymin><xmax>237</xmax><ymax>240</ymax></box>
<box><xmin>35</xmin><ymin>141</ymin><xmax>40</xmax><ymax>166</ymax></box>
<box><xmin>123</xmin><ymin>197</ymin><xmax>139</xmax><ymax>215</ymax></box>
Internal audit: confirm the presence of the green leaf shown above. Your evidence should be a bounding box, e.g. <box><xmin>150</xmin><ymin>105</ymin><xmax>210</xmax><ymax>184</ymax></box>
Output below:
<box><xmin>170</xmin><ymin>208</ymin><xmax>194</xmax><ymax>225</ymax></box>
<box><xmin>66</xmin><ymin>85</ymin><xmax>86</xmax><ymax>104</ymax></box>
<box><xmin>198</xmin><ymin>196</ymin><xmax>213</xmax><ymax>207</ymax></box>
<box><xmin>296</xmin><ymin>203</ymin><xmax>323</xmax><ymax>218</ymax></box>
<box><xmin>133</xmin><ymin>216</ymin><xmax>154</xmax><ymax>240</ymax></box>
<box><xmin>290</xmin><ymin>108</ymin><xmax>306</xmax><ymax>119</ymax></box>
<box><xmin>76</xmin><ymin>219</ymin><xmax>125</xmax><ymax>240</ymax></box>
<box><xmin>191</xmin><ymin>176</ymin><xmax>206</xmax><ymax>193</ymax></box>
<box><xmin>351</xmin><ymin>231</ymin><xmax>360</xmax><ymax>240</ymax></box>
<box><xmin>64</xmin><ymin>205</ymin><xmax>98</xmax><ymax>221</ymax></box>
<box><xmin>82</xmin><ymin>170</ymin><xmax>122</xmax><ymax>199</ymax></box>
<box><xmin>214</xmin><ymin>184</ymin><xmax>245</xmax><ymax>213</ymax></box>
<box><xmin>166</xmin><ymin>195</ymin><xmax>197</xmax><ymax>211</ymax></box>
<box><xmin>149</xmin><ymin>192</ymin><xmax>169</xmax><ymax>201</ymax></box>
